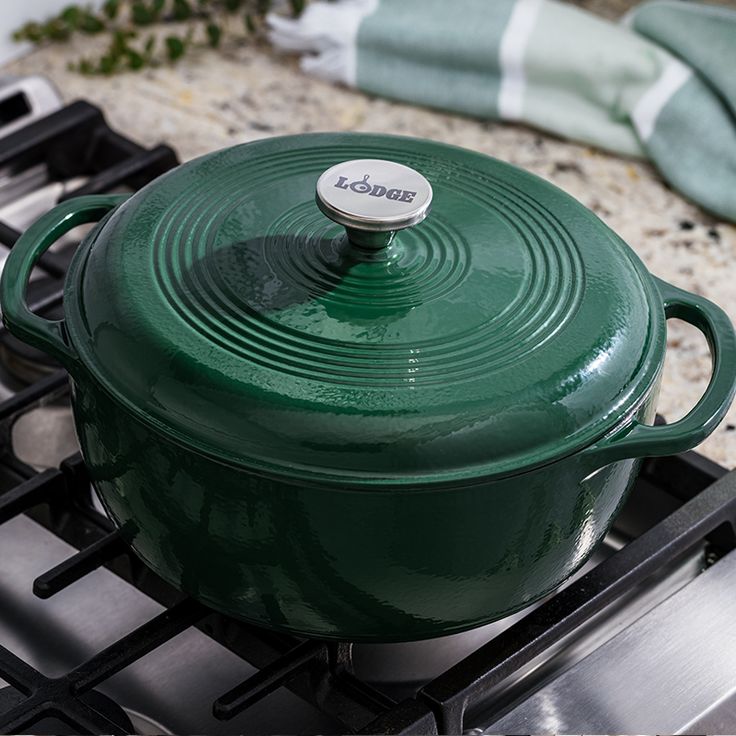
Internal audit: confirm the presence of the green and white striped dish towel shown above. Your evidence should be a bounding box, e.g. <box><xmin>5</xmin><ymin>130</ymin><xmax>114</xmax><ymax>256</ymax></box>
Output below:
<box><xmin>267</xmin><ymin>0</ymin><xmax>736</xmax><ymax>222</ymax></box>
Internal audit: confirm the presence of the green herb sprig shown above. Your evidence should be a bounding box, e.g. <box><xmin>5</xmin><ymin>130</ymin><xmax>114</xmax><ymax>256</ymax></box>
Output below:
<box><xmin>14</xmin><ymin>0</ymin><xmax>306</xmax><ymax>75</ymax></box>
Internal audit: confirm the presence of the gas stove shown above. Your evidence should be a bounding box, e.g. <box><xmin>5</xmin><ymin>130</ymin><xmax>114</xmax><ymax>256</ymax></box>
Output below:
<box><xmin>0</xmin><ymin>77</ymin><xmax>735</xmax><ymax>735</ymax></box>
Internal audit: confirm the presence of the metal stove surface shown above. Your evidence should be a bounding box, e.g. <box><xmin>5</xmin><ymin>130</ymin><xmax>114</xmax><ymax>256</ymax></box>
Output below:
<box><xmin>482</xmin><ymin>547</ymin><xmax>736</xmax><ymax>733</ymax></box>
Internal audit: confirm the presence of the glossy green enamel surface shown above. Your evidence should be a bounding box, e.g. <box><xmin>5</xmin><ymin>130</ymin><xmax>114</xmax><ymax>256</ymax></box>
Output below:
<box><xmin>64</xmin><ymin>134</ymin><xmax>667</xmax><ymax>484</ymax></box>
<box><xmin>72</xmin><ymin>372</ymin><xmax>655</xmax><ymax>640</ymax></box>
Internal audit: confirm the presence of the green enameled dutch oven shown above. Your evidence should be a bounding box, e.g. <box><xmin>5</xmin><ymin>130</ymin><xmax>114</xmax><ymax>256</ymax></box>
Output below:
<box><xmin>2</xmin><ymin>133</ymin><xmax>735</xmax><ymax>641</ymax></box>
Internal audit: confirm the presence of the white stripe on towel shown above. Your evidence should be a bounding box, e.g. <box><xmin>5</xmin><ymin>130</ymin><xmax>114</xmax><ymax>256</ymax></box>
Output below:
<box><xmin>632</xmin><ymin>58</ymin><xmax>692</xmax><ymax>141</ymax></box>
<box><xmin>498</xmin><ymin>0</ymin><xmax>543</xmax><ymax>121</ymax></box>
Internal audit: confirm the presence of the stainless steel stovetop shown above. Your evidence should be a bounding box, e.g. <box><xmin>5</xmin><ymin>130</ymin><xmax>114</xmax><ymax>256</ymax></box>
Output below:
<box><xmin>0</xmin><ymin>76</ymin><xmax>735</xmax><ymax>735</ymax></box>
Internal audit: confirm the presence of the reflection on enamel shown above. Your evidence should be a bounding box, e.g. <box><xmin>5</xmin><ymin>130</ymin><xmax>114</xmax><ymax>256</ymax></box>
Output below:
<box><xmin>585</xmin><ymin>343</ymin><xmax>614</xmax><ymax>377</ymax></box>
<box><xmin>581</xmin><ymin>465</ymin><xmax>606</xmax><ymax>484</ymax></box>
<box><xmin>406</xmin><ymin>350</ymin><xmax>420</xmax><ymax>382</ymax></box>
<box><xmin>570</xmin><ymin>515</ymin><xmax>598</xmax><ymax>570</ymax></box>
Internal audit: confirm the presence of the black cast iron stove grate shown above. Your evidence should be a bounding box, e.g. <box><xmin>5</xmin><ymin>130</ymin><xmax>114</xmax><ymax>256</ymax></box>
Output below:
<box><xmin>0</xmin><ymin>101</ymin><xmax>735</xmax><ymax>735</ymax></box>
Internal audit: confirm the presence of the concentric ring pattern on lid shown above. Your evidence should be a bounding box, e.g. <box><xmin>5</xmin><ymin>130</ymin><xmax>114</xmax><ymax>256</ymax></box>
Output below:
<box><xmin>66</xmin><ymin>133</ymin><xmax>665</xmax><ymax>485</ymax></box>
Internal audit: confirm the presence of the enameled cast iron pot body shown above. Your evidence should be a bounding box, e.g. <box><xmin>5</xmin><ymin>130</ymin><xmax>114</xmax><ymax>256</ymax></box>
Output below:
<box><xmin>2</xmin><ymin>134</ymin><xmax>735</xmax><ymax>641</ymax></box>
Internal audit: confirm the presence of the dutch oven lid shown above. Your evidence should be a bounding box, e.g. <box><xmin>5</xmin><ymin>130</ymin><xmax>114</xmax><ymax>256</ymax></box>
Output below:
<box><xmin>67</xmin><ymin>133</ymin><xmax>664</xmax><ymax>485</ymax></box>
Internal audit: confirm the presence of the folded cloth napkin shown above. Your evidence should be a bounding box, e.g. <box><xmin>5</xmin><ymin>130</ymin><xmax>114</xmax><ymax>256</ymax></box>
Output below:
<box><xmin>267</xmin><ymin>0</ymin><xmax>736</xmax><ymax>223</ymax></box>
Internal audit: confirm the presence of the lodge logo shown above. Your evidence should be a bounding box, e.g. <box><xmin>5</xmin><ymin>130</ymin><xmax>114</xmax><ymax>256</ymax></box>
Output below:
<box><xmin>334</xmin><ymin>174</ymin><xmax>418</xmax><ymax>203</ymax></box>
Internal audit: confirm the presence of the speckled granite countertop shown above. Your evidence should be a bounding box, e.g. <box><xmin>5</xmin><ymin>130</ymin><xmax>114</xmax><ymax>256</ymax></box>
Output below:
<box><xmin>5</xmin><ymin>16</ymin><xmax>736</xmax><ymax>467</ymax></box>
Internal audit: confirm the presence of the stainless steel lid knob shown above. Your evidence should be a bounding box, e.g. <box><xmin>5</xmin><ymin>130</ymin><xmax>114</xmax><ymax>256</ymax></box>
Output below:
<box><xmin>316</xmin><ymin>159</ymin><xmax>433</xmax><ymax>250</ymax></box>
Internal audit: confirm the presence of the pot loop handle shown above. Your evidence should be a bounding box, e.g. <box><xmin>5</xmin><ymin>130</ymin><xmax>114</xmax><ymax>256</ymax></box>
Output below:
<box><xmin>0</xmin><ymin>194</ymin><xmax>129</xmax><ymax>373</ymax></box>
<box><xmin>584</xmin><ymin>277</ymin><xmax>736</xmax><ymax>467</ymax></box>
